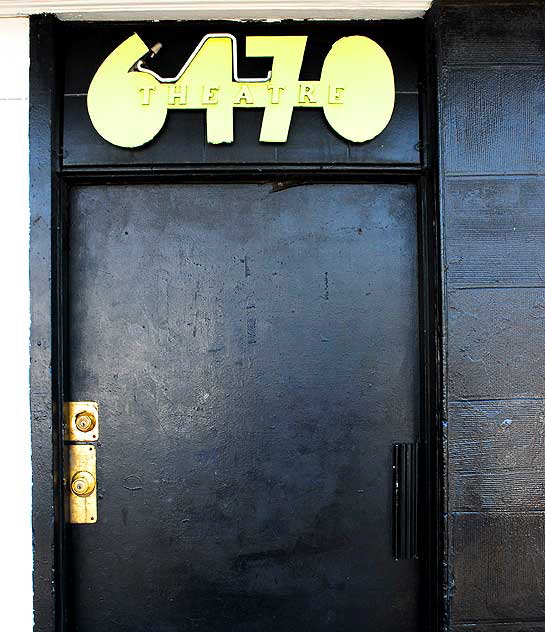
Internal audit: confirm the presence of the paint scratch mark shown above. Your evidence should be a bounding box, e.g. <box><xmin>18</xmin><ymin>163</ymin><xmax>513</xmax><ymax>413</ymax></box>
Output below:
<box><xmin>193</xmin><ymin>311</ymin><xmax>199</xmax><ymax>338</ymax></box>
<box><xmin>123</xmin><ymin>475</ymin><xmax>143</xmax><ymax>491</ymax></box>
<box><xmin>270</xmin><ymin>181</ymin><xmax>310</xmax><ymax>193</ymax></box>
<box><xmin>247</xmin><ymin>316</ymin><xmax>257</xmax><ymax>344</ymax></box>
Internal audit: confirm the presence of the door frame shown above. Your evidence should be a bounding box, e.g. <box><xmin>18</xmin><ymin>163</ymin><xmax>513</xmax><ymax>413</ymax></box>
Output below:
<box><xmin>29</xmin><ymin>14</ymin><xmax>445</xmax><ymax>632</ymax></box>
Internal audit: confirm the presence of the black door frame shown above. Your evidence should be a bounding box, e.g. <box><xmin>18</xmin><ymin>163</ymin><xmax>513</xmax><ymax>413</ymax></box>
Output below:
<box><xmin>29</xmin><ymin>15</ymin><xmax>444</xmax><ymax>632</ymax></box>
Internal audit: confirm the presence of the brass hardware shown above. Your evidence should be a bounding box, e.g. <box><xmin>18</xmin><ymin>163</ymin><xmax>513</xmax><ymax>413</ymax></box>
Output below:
<box><xmin>64</xmin><ymin>401</ymin><xmax>99</xmax><ymax>442</ymax></box>
<box><xmin>71</xmin><ymin>470</ymin><xmax>96</xmax><ymax>497</ymax></box>
<box><xmin>75</xmin><ymin>412</ymin><xmax>96</xmax><ymax>433</ymax></box>
<box><xmin>64</xmin><ymin>401</ymin><xmax>99</xmax><ymax>524</ymax></box>
<box><xmin>66</xmin><ymin>445</ymin><xmax>97</xmax><ymax>524</ymax></box>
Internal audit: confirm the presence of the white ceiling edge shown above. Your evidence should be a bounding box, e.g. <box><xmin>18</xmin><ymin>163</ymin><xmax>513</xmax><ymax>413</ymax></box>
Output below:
<box><xmin>0</xmin><ymin>1</ymin><xmax>433</xmax><ymax>21</ymax></box>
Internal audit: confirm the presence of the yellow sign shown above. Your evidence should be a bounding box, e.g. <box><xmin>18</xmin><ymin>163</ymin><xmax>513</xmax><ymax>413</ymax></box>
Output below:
<box><xmin>87</xmin><ymin>33</ymin><xmax>395</xmax><ymax>148</ymax></box>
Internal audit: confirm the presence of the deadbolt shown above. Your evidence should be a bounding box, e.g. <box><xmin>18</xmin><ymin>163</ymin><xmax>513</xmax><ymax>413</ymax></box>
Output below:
<box><xmin>75</xmin><ymin>411</ymin><xmax>96</xmax><ymax>433</ymax></box>
<box><xmin>64</xmin><ymin>401</ymin><xmax>99</xmax><ymax>442</ymax></box>
<box><xmin>71</xmin><ymin>470</ymin><xmax>96</xmax><ymax>497</ymax></box>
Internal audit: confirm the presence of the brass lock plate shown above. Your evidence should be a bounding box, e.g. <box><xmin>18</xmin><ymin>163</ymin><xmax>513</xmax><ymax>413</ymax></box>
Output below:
<box><xmin>66</xmin><ymin>444</ymin><xmax>97</xmax><ymax>524</ymax></box>
<box><xmin>64</xmin><ymin>401</ymin><xmax>99</xmax><ymax>442</ymax></box>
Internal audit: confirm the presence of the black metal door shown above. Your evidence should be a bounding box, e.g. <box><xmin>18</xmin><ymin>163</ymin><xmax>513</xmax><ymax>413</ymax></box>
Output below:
<box><xmin>66</xmin><ymin>181</ymin><xmax>420</xmax><ymax>631</ymax></box>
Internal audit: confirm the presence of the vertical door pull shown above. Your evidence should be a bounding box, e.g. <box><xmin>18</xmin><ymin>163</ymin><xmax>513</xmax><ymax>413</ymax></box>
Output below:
<box><xmin>392</xmin><ymin>442</ymin><xmax>418</xmax><ymax>560</ymax></box>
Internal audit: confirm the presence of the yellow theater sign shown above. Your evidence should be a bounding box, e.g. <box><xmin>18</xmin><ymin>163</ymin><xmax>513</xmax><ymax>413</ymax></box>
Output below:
<box><xmin>88</xmin><ymin>33</ymin><xmax>395</xmax><ymax>148</ymax></box>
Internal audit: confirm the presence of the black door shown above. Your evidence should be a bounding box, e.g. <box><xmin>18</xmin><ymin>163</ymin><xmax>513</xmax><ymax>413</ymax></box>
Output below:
<box><xmin>66</xmin><ymin>181</ymin><xmax>420</xmax><ymax>631</ymax></box>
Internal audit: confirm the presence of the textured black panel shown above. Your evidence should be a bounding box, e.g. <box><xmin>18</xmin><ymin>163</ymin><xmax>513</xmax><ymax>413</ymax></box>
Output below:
<box><xmin>437</xmin><ymin>2</ymin><xmax>545</xmax><ymax>630</ymax></box>
<box><xmin>449</xmin><ymin>399</ymin><xmax>545</xmax><ymax>511</ymax></box>
<box><xmin>441</xmin><ymin>66</ymin><xmax>545</xmax><ymax>175</ymax></box>
<box><xmin>439</xmin><ymin>4</ymin><xmax>545</xmax><ymax>65</ymax></box>
<box><xmin>444</xmin><ymin>177</ymin><xmax>545</xmax><ymax>288</ymax></box>
<box><xmin>451</xmin><ymin>513</ymin><xmax>545</xmax><ymax>623</ymax></box>
<box><xmin>448</xmin><ymin>289</ymin><xmax>545</xmax><ymax>400</ymax></box>
<box><xmin>67</xmin><ymin>183</ymin><xmax>420</xmax><ymax>632</ymax></box>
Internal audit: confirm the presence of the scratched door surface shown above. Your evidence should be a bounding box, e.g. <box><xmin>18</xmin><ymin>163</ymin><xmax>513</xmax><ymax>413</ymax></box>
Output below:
<box><xmin>66</xmin><ymin>182</ymin><xmax>420</xmax><ymax>631</ymax></box>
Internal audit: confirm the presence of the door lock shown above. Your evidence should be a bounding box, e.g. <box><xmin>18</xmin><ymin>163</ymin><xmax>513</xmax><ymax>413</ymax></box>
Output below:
<box><xmin>65</xmin><ymin>445</ymin><xmax>97</xmax><ymax>523</ymax></box>
<box><xmin>64</xmin><ymin>401</ymin><xmax>99</xmax><ymax>441</ymax></box>
<box><xmin>64</xmin><ymin>402</ymin><xmax>99</xmax><ymax>524</ymax></box>
<box><xmin>75</xmin><ymin>411</ymin><xmax>97</xmax><ymax>434</ymax></box>
<box><xmin>71</xmin><ymin>470</ymin><xmax>96</xmax><ymax>497</ymax></box>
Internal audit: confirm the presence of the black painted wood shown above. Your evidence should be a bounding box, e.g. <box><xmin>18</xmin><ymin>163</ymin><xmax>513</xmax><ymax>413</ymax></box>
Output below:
<box><xmin>66</xmin><ymin>182</ymin><xmax>420</xmax><ymax>631</ymax></box>
<box><xmin>435</xmin><ymin>1</ymin><xmax>545</xmax><ymax>629</ymax></box>
<box><xmin>438</xmin><ymin>3</ymin><xmax>545</xmax><ymax>66</ymax></box>
<box><xmin>449</xmin><ymin>399</ymin><xmax>545</xmax><ymax>511</ymax></box>
<box><xmin>444</xmin><ymin>177</ymin><xmax>545</xmax><ymax>289</ymax></box>
<box><xmin>420</xmin><ymin>14</ymin><xmax>446</xmax><ymax>632</ymax></box>
<box><xmin>29</xmin><ymin>15</ymin><xmax>66</xmax><ymax>632</ymax></box>
<box><xmin>63</xmin><ymin>21</ymin><xmax>420</xmax><ymax>95</ymax></box>
<box><xmin>441</xmin><ymin>65</ymin><xmax>545</xmax><ymax>176</ymax></box>
<box><xmin>448</xmin><ymin>288</ymin><xmax>545</xmax><ymax>401</ymax></box>
<box><xmin>451</xmin><ymin>512</ymin><xmax>545</xmax><ymax>622</ymax></box>
<box><xmin>30</xmin><ymin>15</ymin><xmax>442</xmax><ymax>632</ymax></box>
<box><xmin>63</xmin><ymin>94</ymin><xmax>420</xmax><ymax>167</ymax></box>
<box><xmin>452</xmin><ymin>625</ymin><xmax>545</xmax><ymax>632</ymax></box>
<box><xmin>60</xmin><ymin>20</ymin><xmax>422</xmax><ymax>168</ymax></box>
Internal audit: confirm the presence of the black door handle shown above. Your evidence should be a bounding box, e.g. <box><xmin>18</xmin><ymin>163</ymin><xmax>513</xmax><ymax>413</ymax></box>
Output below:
<box><xmin>392</xmin><ymin>442</ymin><xmax>419</xmax><ymax>560</ymax></box>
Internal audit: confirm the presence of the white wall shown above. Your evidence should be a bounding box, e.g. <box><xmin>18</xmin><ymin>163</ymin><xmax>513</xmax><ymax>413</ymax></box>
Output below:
<box><xmin>0</xmin><ymin>16</ymin><xmax>33</xmax><ymax>632</ymax></box>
